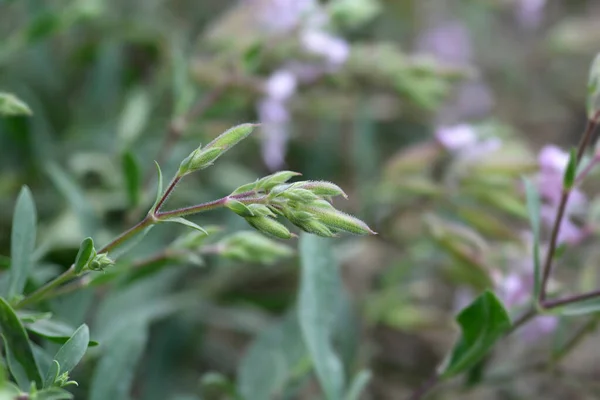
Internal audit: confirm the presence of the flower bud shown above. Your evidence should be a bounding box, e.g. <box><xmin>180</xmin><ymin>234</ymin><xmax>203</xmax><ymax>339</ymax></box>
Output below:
<box><xmin>295</xmin><ymin>219</ymin><xmax>337</xmax><ymax>238</ymax></box>
<box><xmin>282</xmin><ymin>188</ymin><xmax>319</xmax><ymax>202</ymax></box>
<box><xmin>245</xmin><ymin>216</ymin><xmax>293</xmax><ymax>239</ymax></box>
<box><xmin>178</xmin><ymin>147</ymin><xmax>223</xmax><ymax>176</ymax></box>
<box><xmin>297</xmin><ymin>181</ymin><xmax>348</xmax><ymax>198</ymax></box>
<box><xmin>256</xmin><ymin>171</ymin><xmax>302</xmax><ymax>191</ymax></box>
<box><xmin>247</xmin><ymin>203</ymin><xmax>276</xmax><ymax>217</ymax></box>
<box><xmin>588</xmin><ymin>54</ymin><xmax>600</xmax><ymax>122</ymax></box>
<box><xmin>205</xmin><ymin>123</ymin><xmax>257</xmax><ymax>152</ymax></box>
<box><xmin>88</xmin><ymin>253</ymin><xmax>115</xmax><ymax>271</ymax></box>
<box><xmin>224</xmin><ymin>199</ymin><xmax>254</xmax><ymax>217</ymax></box>
<box><xmin>309</xmin><ymin>207</ymin><xmax>376</xmax><ymax>235</ymax></box>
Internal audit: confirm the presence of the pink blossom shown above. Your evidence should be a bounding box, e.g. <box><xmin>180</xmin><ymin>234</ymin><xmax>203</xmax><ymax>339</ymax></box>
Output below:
<box><xmin>515</xmin><ymin>0</ymin><xmax>546</xmax><ymax>29</ymax></box>
<box><xmin>251</xmin><ymin>0</ymin><xmax>317</xmax><ymax>33</ymax></box>
<box><xmin>300</xmin><ymin>30</ymin><xmax>350</xmax><ymax>66</ymax></box>
<box><xmin>435</xmin><ymin>124</ymin><xmax>478</xmax><ymax>151</ymax></box>
<box><xmin>520</xmin><ymin>315</ymin><xmax>559</xmax><ymax>343</ymax></box>
<box><xmin>264</xmin><ymin>70</ymin><xmax>298</xmax><ymax>101</ymax></box>
<box><xmin>416</xmin><ymin>21</ymin><xmax>472</xmax><ymax>66</ymax></box>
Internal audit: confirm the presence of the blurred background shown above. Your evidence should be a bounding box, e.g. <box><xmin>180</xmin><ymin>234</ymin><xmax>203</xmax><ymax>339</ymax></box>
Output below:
<box><xmin>2</xmin><ymin>0</ymin><xmax>600</xmax><ymax>399</ymax></box>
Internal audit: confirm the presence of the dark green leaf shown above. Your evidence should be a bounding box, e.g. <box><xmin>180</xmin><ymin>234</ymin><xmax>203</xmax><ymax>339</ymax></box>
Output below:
<box><xmin>563</xmin><ymin>148</ymin><xmax>577</xmax><ymax>189</ymax></box>
<box><xmin>44</xmin><ymin>324</ymin><xmax>89</xmax><ymax>387</ymax></box>
<box><xmin>0</xmin><ymin>93</ymin><xmax>32</xmax><ymax>116</ymax></box>
<box><xmin>7</xmin><ymin>186</ymin><xmax>37</xmax><ymax>299</ymax></box>
<box><xmin>89</xmin><ymin>324</ymin><xmax>148</xmax><ymax>400</ymax></box>
<box><xmin>122</xmin><ymin>151</ymin><xmax>141</xmax><ymax>208</ymax></box>
<box><xmin>25</xmin><ymin>319</ymin><xmax>97</xmax><ymax>347</ymax></box>
<box><xmin>73</xmin><ymin>237</ymin><xmax>95</xmax><ymax>274</ymax></box>
<box><xmin>440</xmin><ymin>290</ymin><xmax>511</xmax><ymax>378</ymax></box>
<box><xmin>298</xmin><ymin>234</ymin><xmax>345</xmax><ymax>400</ymax></box>
<box><xmin>524</xmin><ymin>179</ymin><xmax>542</xmax><ymax>300</ymax></box>
<box><xmin>0</xmin><ymin>297</ymin><xmax>42</xmax><ymax>388</ymax></box>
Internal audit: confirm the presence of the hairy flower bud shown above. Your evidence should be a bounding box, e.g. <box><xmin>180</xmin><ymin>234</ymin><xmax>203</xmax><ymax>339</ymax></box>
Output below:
<box><xmin>205</xmin><ymin>123</ymin><xmax>257</xmax><ymax>152</ymax></box>
<box><xmin>296</xmin><ymin>181</ymin><xmax>348</xmax><ymax>198</ymax></box>
<box><xmin>295</xmin><ymin>219</ymin><xmax>337</xmax><ymax>238</ymax></box>
<box><xmin>88</xmin><ymin>253</ymin><xmax>115</xmax><ymax>272</ymax></box>
<box><xmin>256</xmin><ymin>171</ymin><xmax>302</xmax><ymax>191</ymax></box>
<box><xmin>309</xmin><ymin>207</ymin><xmax>376</xmax><ymax>235</ymax></box>
<box><xmin>245</xmin><ymin>216</ymin><xmax>293</xmax><ymax>239</ymax></box>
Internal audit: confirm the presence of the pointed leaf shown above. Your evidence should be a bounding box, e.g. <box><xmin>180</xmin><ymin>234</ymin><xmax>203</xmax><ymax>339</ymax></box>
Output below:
<box><xmin>524</xmin><ymin>179</ymin><xmax>542</xmax><ymax>300</ymax></box>
<box><xmin>152</xmin><ymin>161</ymin><xmax>163</xmax><ymax>212</ymax></box>
<box><xmin>298</xmin><ymin>234</ymin><xmax>345</xmax><ymax>400</ymax></box>
<box><xmin>73</xmin><ymin>238</ymin><xmax>95</xmax><ymax>274</ymax></box>
<box><xmin>344</xmin><ymin>370</ymin><xmax>372</xmax><ymax>400</ymax></box>
<box><xmin>122</xmin><ymin>151</ymin><xmax>141</xmax><ymax>208</ymax></box>
<box><xmin>0</xmin><ymin>297</ymin><xmax>42</xmax><ymax>388</ymax></box>
<box><xmin>163</xmin><ymin>217</ymin><xmax>208</xmax><ymax>235</ymax></box>
<box><xmin>563</xmin><ymin>148</ymin><xmax>577</xmax><ymax>189</ymax></box>
<box><xmin>7</xmin><ymin>186</ymin><xmax>37</xmax><ymax>299</ymax></box>
<box><xmin>44</xmin><ymin>324</ymin><xmax>89</xmax><ymax>387</ymax></box>
<box><xmin>25</xmin><ymin>319</ymin><xmax>97</xmax><ymax>347</ymax></box>
<box><xmin>34</xmin><ymin>387</ymin><xmax>74</xmax><ymax>400</ymax></box>
<box><xmin>0</xmin><ymin>93</ymin><xmax>32</xmax><ymax>116</ymax></box>
<box><xmin>439</xmin><ymin>290</ymin><xmax>511</xmax><ymax>378</ymax></box>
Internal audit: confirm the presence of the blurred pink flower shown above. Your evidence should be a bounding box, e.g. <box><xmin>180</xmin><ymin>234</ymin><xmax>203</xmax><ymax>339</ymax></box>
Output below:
<box><xmin>435</xmin><ymin>124</ymin><xmax>477</xmax><ymax>151</ymax></box>
<box><xmin>264</xmin><ymin>69</ymin><xmax>298</xmax><ymax>101</ymax></box>
<box><xmin>536</xmin><ymin>145</ymin><xmax>587</xmax><ymax>245</ymax></box>
<box><xmin>251</xmin><ymin>0</ymin><xmax>318</xmax><ymax>33</ymax></box>
<box><xmin>515</xmin><ymin>0</ymin><xmax>546</xmax><ymax>29</ymax></box>
<box><xmin>258</xmin><ymin>97</ymin><xmax>291</xmax><ymax>171</ymax></box>
<box><xmin>520</xmin><ymin>315</ymin><xmax>559</xmax><ymax>342</ymax></box>
<box><xmin>416</xmin><ymin>21</ymin><xmax>472</xmax><ymax>66</ymax></box>
<box><xmin>300</xmin><ymin>30</ymin><xmax>350</xmax><ymax>66</ymax></box>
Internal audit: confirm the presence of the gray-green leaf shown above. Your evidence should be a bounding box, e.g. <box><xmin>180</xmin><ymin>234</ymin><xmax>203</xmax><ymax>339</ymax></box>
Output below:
<box><xmin>44</xmin><ymin>324</ymin><xmax>89</xmax><ymax>387</ymax></box>
<box><xmin>7</xmin><ymin>186</ymin><xmax>37</xmax><ymax>299</ymax></box>
<box><xmin>298</xmin><ymin>234</ymin><xmax>345</xmax><ymax>400</ymax></box>
<box><xmin>0</xmin><ymin>92</ymin><xmax>32</xmax><ymax>116</ymax></box>
<box><xmin>163</xmin><ymin>217</ymin><xmax>208</xmax><ymax>235</ymax></box>
<box><xmin>122</xmin><ymin>151</ymin><xmax>141</xmax><ymax>208</ymax></box>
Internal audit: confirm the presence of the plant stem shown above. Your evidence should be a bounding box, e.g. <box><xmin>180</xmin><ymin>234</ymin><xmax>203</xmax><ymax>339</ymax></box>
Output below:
<box><xmin>539</xmin><ymin>119</ymin><xmax>598</xmax><ymax>302</ymax></box>
<box><xmin>15</xmin><ymin>267</ymin><xmax>76</xmax><ymax>309</ymax></box>
<box><xmin>152</xmin><ymin>175</ymin><xmax>181</xmax><ymax>214</ymax></box>
<box><xmin>542</xmin><ymin>288</ymin><xmax>600</xmax><ymax>309</ymax></box>
<box><xmin>155</xmin><ymin>195</ymin><xmax>267</xmax><ymax>220</ymax></box>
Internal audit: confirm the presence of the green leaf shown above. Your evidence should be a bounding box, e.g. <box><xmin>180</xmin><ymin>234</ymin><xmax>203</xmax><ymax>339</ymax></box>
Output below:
<box><xmin>25</xmin><ymin>319</ymin><xmax>98</xmax><ymax>347</ymax></box>
<box><xmin>89</xmin><ymin>324</ymin><xmax>148</xmax><ymax>400</ymax></box>
<box><xmin>163</xmin><ymin>217</ymin><xmax>208</xmax><ymax>235</ymax></box>
<box><xmin>73</xmin><ymin>237</ymin><xmax>95</xmax><ymax>274</ymax></box>
<box><xmin>563</xmin><ymin>148</ymin><xmax>577</xmax><ymax>189</ymax></box>
<box><xmin>237</xmin><ymin>310</ymin><xmax>310</xmax><ymax>400</ymax></box>
<box><xmin>33</xmin><ymin>387</ymin><xmax>74</xmax><ymax>400</ymax></box>
<box><xmin>298</xmin><ymin>234</ymin><xmax>345</xmax><ymax>400</ymax></box>
<box><xmin>117</xmin><ymin>87</ymin><xmax>151</xmax><ymax>149</ymax></box>
<box><xmin>17</xmin><ymin>311</ymin><xmax>52</xmax><ymax>324</ymax></box>
<box><xmin>7</xmin><ymin>186</ymin><xmax>37</xmax><ymax>299</ymax></box>
<box><xmin>44</xmin><ymin>324</ymin><xmax>89</xmax><ymax>387</ymax></box>
<box><xmin>151</xmin><ymin>161</ymin><xmax>163</xmax><ymax>212</ymax></box>
<box><xmin>0</xmin><ymin>297</ymin><xmax>42</xmax><ymax>388</ymax></box>
<box><xmin>524</xmin><ymin>179</ymin><xmax>542</xmax><ymax>300</ymax></box>
<box><xmin>0</xmin><ymin>92</ymin><xmax>32</xmax><ymax>116</ymax></box>
<box><xmin>439</xmin><ymin>290</ymin><xmax>511</xmax><ymax>378</ymax></box>
<box><xmin>549</xmin><ymin>298</ymin><xmax>600</xmax><ymax>316</ymax></box>
<box><xmin>122</xmin><ymin>151</ymin><xmax>141</xmax><ymax>208</ymax></box>
<box><xmin>344</xmin><ymin>370</ymin><xmax>372</xmax><ymax>400</ymax></box>
<box><xmin>224</xmin><ymin>199</ymin><xmax>254</xmax><ymax>217</ymax></box>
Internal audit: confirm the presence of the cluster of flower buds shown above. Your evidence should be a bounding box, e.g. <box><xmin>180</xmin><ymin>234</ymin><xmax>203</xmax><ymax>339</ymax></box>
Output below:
<box><xmin>224</xmin><ymin>171</ymin><xmax>375</xmax><ymax>239</ymax></box>
<box><xmin>177</xmin><ymin>123</ymin><xmax>258</xmax><ymax>177</ymax></box>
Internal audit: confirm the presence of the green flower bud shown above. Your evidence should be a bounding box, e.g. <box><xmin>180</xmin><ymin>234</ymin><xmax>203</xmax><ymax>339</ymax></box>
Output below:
<box><xmin>295</xmin><ymin>219</ymin><xmax>337</xmax><ymax>238</ymax></box>
<box><xmin>588</xmin><ymin>53</ymin><xmax>600</xmax><ymax>122</ymax></box>
<box><xmin>308</xmin><ymin>199</ymin><xmax>336</xmax><ymax>210</ymax></box>
<box><xmin>88</xmin><ymin>253</ymin><xmax>115</xmax><ymax>271</ymax></box>
<box><xmin>268</xmin><ymin>183</ymin><xmax>294</xmax><ymax>198</ymax></box>
<box><xmin>256</xmin><ymin>171</ymin><xmax>302</xmax><ymax>191</ymax></box>
<box><xmin>225</xmin><ymin>198</ymin><xmax>254</xmax><ymax>217</ymax></box>
<box><xmin>297</xmin><ymin>181</ymin><xmax>348</xmax><ymax>199</ymax></box>
<box><xmin>219</xmin><ymin>231</ymin><xmax>295</xmax><ymax>264</ymax></box>
<box><xmin>230</xmin><ymin>181</ymin><xmax>258</xmax><ymax>195</ymax></box>
<box><xmin>247</xmin><ymin>203</ymin><xmax>277</xmax><ymax>217</ymax></box>
<box><xmin>245</xmin><ymin>216</ymin><xmax>293</xmax><ymax>239</ymax></box>
<box><xmin>205</xmin><ymin>123</ymin><xmax>257</xmax><ymax>151</ymax></box>
<box><xmin>190</xmin><ymin>147</ymin><xmax>224</xmax><ymax>170</ymax></box>
<box><xmin>309</xmin><ymin>207</ymin><xmax>376</xmax><ymax>235</ymax></box>
<box><xmin>282</xmin><ymin>188</ymin><xmax>319</xmax><ymax>202</ymax></box>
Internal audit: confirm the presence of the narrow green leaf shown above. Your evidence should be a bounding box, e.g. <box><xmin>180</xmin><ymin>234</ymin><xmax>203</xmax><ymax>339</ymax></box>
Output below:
<box><xmin>122</xmin><ymin>151</ymin><xmax>141</xmax><ymax>208</ymax></box>
<box><xmin>298</xmin><ymin>234</ymin><xmax>345</xmax><ymax>400</ymax></box>
<box><xmin>89</xmin><ymin>324</ymin><xmax>148</xmax><ymax>400</ymax></box>
<box><xmin>44</xmin><ymin>324</ymin><xmax>89</xmax><ymax>387</ymax></box>
<box><xmin>163</xmin><ymin>217</ymin><xmax>208</xmax><ymax>235</ymax></box>
<box><xmin>524</xmin><ymin>179</ymin><xmax>542</xmax><ymax>300</ymax></box>
<box><xmin>25</xmin><ymin>319</ymin><xmax>97</xmax><ymax>347</ymax></box>
<box><xmin>17</xmin><ymin>311</ymin><xmax>52</xmax><ymax>324</ymax></box>
<box><xmin>563</xmin><ymin>148</ymin><xmax>577</xmax><ymax>189</ymax></box>
<box><xmin>549</xmin><ymin>298</ymin><xmax>600</xmax><ymax>316</ymax></box>
<box><xmin>439</xmin><ymin>290</ymin><xmax>511</xmax><ymax>378</ymax></box>
<box><xmin>0</xmin><ymin>92</ymin><xmax>32</xmax><ymax>116</ymax></box>
<box><xmin>152</xmin><ymin>161</ymin><xmax>163</xmax><ymax>212</ymax></box>
<box><xmin>344</xmin><ymin>370</ymin><xmax>372</xmax><ymax>400</ymax></box>
<box><xmin>7</xmin><ymin>186</ymin><xmax>37</xmax><ymax>299</ymax></box>
<box><xmin>73</xmin><ymin>238</ymin><xmax>95</xmax><ymax>274</ymax></box>
<box><xmin>0</xmin><ymin>297</ymin><xmax>42</xmax><ymax>388</ymax></box>
<box><xmin>117</xmin><ymin>87</ymin><xmax>151</xmax><ymax>149</ymax></box>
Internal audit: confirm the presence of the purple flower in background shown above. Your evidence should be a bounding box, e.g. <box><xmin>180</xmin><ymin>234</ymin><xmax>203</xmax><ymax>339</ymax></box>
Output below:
<box><xmin>515</xmin><ymin>0</ymin><xmax>547</xmax><ymax>29</ymax></box>
<box><xmin>264</xmin><ymin>69</ymin><xmax>298</xmax><ymax>101</ymax></box>
<box><xmin>416</xmin><ymin>21</ymin><xmax>472</xmax><ymax>66</ymax></box>
<box><xmin>300</xmin><ymin>30</ymin><xmax>350</xmax><ymax>67</ymax></box>
<box><xmin>536</xmin><ymin>145</ymin><xmax>587</xmax><ymax>245</ymax></box>
<box><xmin>521</xmin><ymin>315</ymin><xmax>559</xmax><ymax>342</ymax></box>
<box><xmin>435</xmin><ymin>124</ymin><xmax>477</xmax><ymax>151</ymax></box>
<box><xmin>251</xmin><ymin>0</ymin><xmax>317</xmax><ymax>33</ymax></box>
